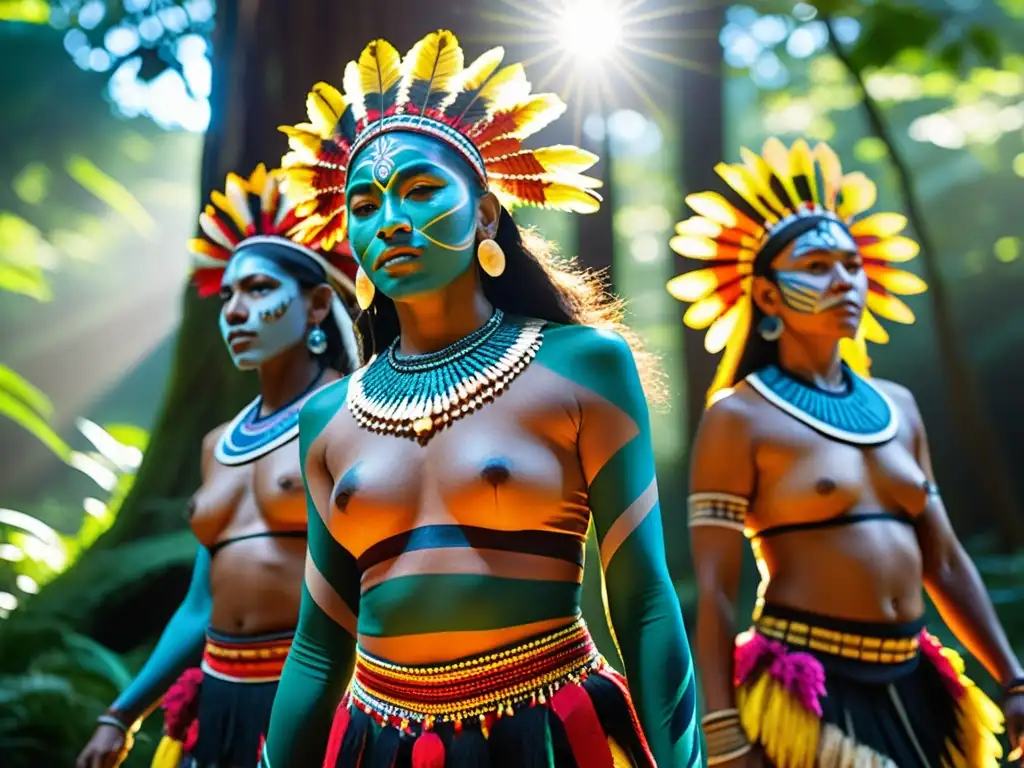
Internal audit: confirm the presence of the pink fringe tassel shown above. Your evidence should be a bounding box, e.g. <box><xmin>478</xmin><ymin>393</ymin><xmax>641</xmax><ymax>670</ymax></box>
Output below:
<box><xmin>734</xmin><ymin>633</ymin><xmax>827</xmax><ymax>717</ymax></box>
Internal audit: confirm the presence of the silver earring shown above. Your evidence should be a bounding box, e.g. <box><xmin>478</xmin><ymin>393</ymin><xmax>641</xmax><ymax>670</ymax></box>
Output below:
<box><xmin>306</xmin><ymin>325</ymin><xmax>327</xmax><ymax>355</ymax></box>
<box><xmin>758</xmin><ymin>315</ymin><xmax>784</xmax><ymax>341</ymax></box>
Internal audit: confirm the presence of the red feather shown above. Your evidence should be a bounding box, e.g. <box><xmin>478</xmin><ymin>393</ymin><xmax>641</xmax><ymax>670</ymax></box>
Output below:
<box><xmin>411</xmin><ymin>731</ymin><xmax>445</xmax><ymax>768</ymax></box>
<box><xmin>467</xmin><ymin>111</ymin><xmax>521</xmax><ymax>146</ymax></box>
<box><xmin>478</xmin><ymin>137</ymin><xmax>522</xmax><ymax>159</ymax></box>
<box><xmin>495</xmin><ymin>178</ymin><xmax>550</xmax><ymax>206</ymax></box>
<box><xmin>192</xmin><ymin>269</ymin><xmax>225</xmax><ymax>298</ymax></box>
<box><xmin>486</xmin><ymin>152</ymin><xmax>546</xmax><ymax>177</ymax></box>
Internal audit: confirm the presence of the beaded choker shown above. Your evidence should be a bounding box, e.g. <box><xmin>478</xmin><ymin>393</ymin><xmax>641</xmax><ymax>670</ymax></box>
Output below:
<box><xmin>745</xmin><ymin>363</ymin><xmax>898</xmax><ymax>445</ymax></box>
<box><xmin>347</xmin><ymin>310</ymin><xmax>544</xmax><ymax>444</ymax></box>
<box><xmin>215</xmin><ymin>371</ymin><xmax>324</xmax><ymax>465</ymax></box>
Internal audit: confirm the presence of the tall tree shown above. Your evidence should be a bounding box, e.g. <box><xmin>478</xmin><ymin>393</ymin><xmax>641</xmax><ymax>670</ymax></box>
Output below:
<box><xmin>28</xmin><ymin>0</ymin><xmax>479</xmax><ymax>645</ymax></box>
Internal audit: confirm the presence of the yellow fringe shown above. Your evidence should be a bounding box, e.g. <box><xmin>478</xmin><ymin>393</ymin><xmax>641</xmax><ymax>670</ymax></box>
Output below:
<box><xmin>150</xmin><ymin>735</ymin><xmax>184</xmax><ymax>768</ymax></box>
<box><xmin>737</xmin><ymin>671</ymin><xmax>820</xmax><ymax>768</ymax></box>
<box><xmin>935</xmin><ymin>646</ymin><xmax>1004</xmax><ymax>768</ymax></box>
<box><xmin>609</xmin><ymin>737</ymin><xmax>632</xmax><ymax>768</ymax></box>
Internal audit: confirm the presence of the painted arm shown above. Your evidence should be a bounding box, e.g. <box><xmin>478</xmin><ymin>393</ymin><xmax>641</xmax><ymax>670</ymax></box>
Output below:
<box><xmin>262</xmin><ymin>380</ymin><xmax>359</xmax><ymax>768</ymax></box>
<box><xmin>107</xmin><ymin>547</ymin><xmax>211</xmax><ymax>725</ymax></box>
<box><xmin>687</xmin><ymin>394</ymin><xmax>756</xmax><ymax>716</ymax></box>
<box><xmin>894</xmin><ymin>384</ymin><xmax>1023</xmax><ymax>686</ymax></box>
<box><xmin>568</xmin><ymin>328</ymin><xmax>701</xmax><ymax>768</ymax></box>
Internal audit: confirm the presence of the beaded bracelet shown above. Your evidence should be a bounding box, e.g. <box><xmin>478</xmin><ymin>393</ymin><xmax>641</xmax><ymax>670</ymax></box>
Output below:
<box><xmin>1003</xmin><ymin>676</ymin><xmax>1024</xmax><ymax>699</ymax></box>
<box><xmin>96</xmin><ymin>713</ymin><xmax>129</xmax><ymax>733</ymax></box>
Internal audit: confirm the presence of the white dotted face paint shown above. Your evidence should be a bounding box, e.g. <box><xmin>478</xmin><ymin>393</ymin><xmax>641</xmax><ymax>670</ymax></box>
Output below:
<box><xmin>219</xmin><ymin>254</ymin><xmax>308</xmax><ymax>370</ymax></box>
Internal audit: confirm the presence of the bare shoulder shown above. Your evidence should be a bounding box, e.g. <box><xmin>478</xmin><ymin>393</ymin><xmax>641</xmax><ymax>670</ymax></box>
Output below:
<box><xmin>695</xmin><ymin>384</ymin><xmax>761</xmax><ymax>443</ymax></box>
<box><xmin>198</xmin><ymin>423</ymin><xmax>228</xmax><ymax>478</ymax></box>
<box><xmin>300</xmin><ymin>376</ymin><xmax>351</xmax><ymax>450</ymax></box>
<box><xmin>690</xmin><ymin>386</ymin><xmax>758</xmax><ymax>493</ymax></box>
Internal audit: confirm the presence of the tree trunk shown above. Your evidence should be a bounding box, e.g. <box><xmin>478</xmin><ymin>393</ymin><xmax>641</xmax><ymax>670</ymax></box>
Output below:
<box><xmin>825</xmin><ymin>20</ymin><xmax>1024</xmax><ymax>549</ymax></box>
<box><xmin>676</xmin><ymin>1</ymin><xmax>726</xmax><ymax>445</ymax></box>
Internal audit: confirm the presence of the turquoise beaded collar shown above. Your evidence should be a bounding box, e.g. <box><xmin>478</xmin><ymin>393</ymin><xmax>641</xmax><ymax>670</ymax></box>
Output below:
<box><xmin>215</xmin><ymin>372</ymin><xmax>324</xmax><ymax>465</ymax></box>
<box><xmin>745</xmin><ymin>364</ymin><xmax>898</xmax><ymax>445</ymax></box>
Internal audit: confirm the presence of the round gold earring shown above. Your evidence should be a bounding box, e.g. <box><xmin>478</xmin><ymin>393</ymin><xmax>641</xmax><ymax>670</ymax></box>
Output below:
<box><xmin>355</xmin><ymin>266</ymin><xmax>375</xmax><ymax>310</ymax></box>
<box><xmin>477</xmin><ymin>238</ymin><xmax>505</xmax><ymax>278</ymax></box>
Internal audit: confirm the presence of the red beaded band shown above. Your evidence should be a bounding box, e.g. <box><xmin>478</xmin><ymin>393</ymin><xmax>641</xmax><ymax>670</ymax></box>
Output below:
<box><xmin>199</xmin><ymin>633</ymin><xmax>292</xmax><ymax>683</ymax></box>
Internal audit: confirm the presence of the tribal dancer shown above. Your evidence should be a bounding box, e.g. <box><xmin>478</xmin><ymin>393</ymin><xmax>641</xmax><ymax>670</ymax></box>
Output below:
<box><xmin>259</xmin><ymin>30</ymin><xmax>700</xmax><ymax>768</ymax></box>
<box><xmin>669</xmin><ymin>137</ymin><xmax>1024</xmax><ymax>767</ymax></box>
<box><xmin>75</xmin><ymin>165</ymin><xmax>359</xmax><ymax>768</ymax></box>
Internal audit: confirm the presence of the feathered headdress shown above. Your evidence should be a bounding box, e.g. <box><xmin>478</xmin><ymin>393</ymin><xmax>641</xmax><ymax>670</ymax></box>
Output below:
<box><xmin>277</xmin><ymin>29</ymin><xmax>602</xmax><ymax>249</ymax></box>
<box><xmin>187</xmin><ymin>163</ymin><xmax>358</xmax><ymax>298</ymax></box>
<box><xmin>667</xmin><ymin>138</ymin><xmax>927</xmax><ymax>404</ymax></box>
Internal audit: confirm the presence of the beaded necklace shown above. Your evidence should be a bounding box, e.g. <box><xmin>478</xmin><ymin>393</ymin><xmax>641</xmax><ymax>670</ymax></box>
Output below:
<box><xmin>745</xmin><ymin>363</ymin><xmax>898</xmax><ymax>445</ymax></box>
<box><xmin>215</xmin><ymin>369</ymin><xmax>324</xmax><ymax>465</ymax></box>
<box><xmin>347</xmin><ymin>310</ymin><xmax>544</xmax><ymax>444</ymax></box>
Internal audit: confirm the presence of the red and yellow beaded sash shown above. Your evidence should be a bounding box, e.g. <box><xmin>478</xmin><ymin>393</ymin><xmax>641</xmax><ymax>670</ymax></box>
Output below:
<box><xmin>199</xmin><ymin>632</ymin><xmax>293</xmax><ymax>684</ymax></box>
<box><xmin>349</xmin><ymin>616</ymin><xmax>602</xmax><ymax>735</ymax></box>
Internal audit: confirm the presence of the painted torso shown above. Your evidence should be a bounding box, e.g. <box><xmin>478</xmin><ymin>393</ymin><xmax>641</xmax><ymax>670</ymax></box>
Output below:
<box><xmin>315</xmin><ymin>326</ymin><xmax>616</xmax><ymax>664</ymax></box>
<box><xmin>732</xmin><ymin>377</ymin><xmax>930</xmax><ymax>622</ymax></box>
<box><xmin>189</xmin><ymin>426</ymin><xmax>308</xmax><ymax>635</ymax></box>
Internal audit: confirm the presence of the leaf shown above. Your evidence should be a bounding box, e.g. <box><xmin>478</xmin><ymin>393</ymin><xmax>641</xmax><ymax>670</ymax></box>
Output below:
<box><xmin>967</xmin><ymin>26</ymin><xmax>1001</xmax><ymax>65</ymax></box>
<box><xmin>0</xmin><ymin>388</ymin><xmax>71</xmax><ymax>460</ymax></box>
<box><xmin>0</xmin><ymin>365</ymin><xmax>54</xmax><ymax>420</ymax></box>
<box><xmin>0</xmin><ymin>263</ymin><xmax>51</xmax><ymax>301</ymax></box>
<box><xmin>937</xmin><ymin>41</ymin><xmax>965</xmax><ymax>71</ymax></box>
<box><xmin>846</xmin><ymin>2</ymin><xmax>943</xmax><ymax>72</ymax></box>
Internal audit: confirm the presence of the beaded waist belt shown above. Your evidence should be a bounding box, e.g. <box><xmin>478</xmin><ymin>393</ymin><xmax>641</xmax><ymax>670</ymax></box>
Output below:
<box><xmin>755</xmin><ymin>605</ymin><xmax>922</xmax><ymax>665</ymax></box>
<box><xmin>348</xmin><ymin>617</ymin><xmax>604</xmax><ymax>733</ymax></box>
<box><xmin>199</xmin><ymin>630</ymin><xmax>293</xmax><ymax>684</ymax></box>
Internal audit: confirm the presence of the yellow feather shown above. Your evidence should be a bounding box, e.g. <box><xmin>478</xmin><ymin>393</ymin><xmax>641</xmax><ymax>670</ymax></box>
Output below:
<box><xmin>739</xmin><ymin>147</ymin><xmax>788</xmax><ymax>217</ymax></box>
<box><xmin>503</xmin><ymin>93</ymin><xmax>566</xmax><ymax>140</ymax></box>
<box><xmin>860</xmin><ymin>235</ymin><xmax>919</xmax><ymax>263</ymax></box>
<box><xmin>440</xmin><ymin>46</ymin><xmax>506</xmax><ymax>114</ymax></box>
<box><xmin>279</xmin><ymin>126</ymin><xmax>322</xmax><ymax>157</ymax></box>
<box><xmin>531</xmin><ymin>145</ymin><xmax>599</xmax><ymax>174</ymax></box>
<box><xmin>477</xmin><ymin>63</ymin><xmax>530</xmax><ymax>115</ymax></box>
<box><xmin>210</xmin><ymin>189</ymin><xmax>248</xmax><ymax>236</ymax></box>
<box><xmin>668</xmin><ymin>234</ymin><xmax>718</xmax><ymax>260</ymax></box>
<box><xmin>675</xmin><ymin>216</ymin><xmax>721</xmax><ymax>238</ymax></box>
<box><xmin>666</xmin><ymin>268</ymin><xmax>723</xmax><ymax>302</ymax></box>
<box><xmin>813</xmin><ymin>142</ymin><xmax>843</xmax><ymax>209</ymax></box>
<box><xmin>849</xmin><ymin>212</ymin><xmax>907</xmax><ymax>238</ymax></box>
<box><xmin>837</xmin><ymin>172</ymin><xmax>878</xmax><ymax>219</ymax></box>
<box><xmin>716</xmin><ymin>162</ymin><xmax>777</xmax><ymax>223</ymax></box>
<box><xmin>246</xmin><ymin>163</ymin><xmax>268</xmax><ymax>193</ymax></box>
<box><xmin>397</xmin><ymin>29</ymin><xmax>464</xmax><ymax>110</ymax></box>
<box><xmin>306</xmin><ymin>82</ymin><xmax>345</xmax><ymax>135</ymax></box>
<box><xmin>867</xmin><ymin>291</ymin><xmax>915</xmax><ymax>324</ymax></box>
<box><xmin>789</xmin><ymin>138</ymin><xmax>819</xmax><ymax>206</ymax></box>
<box><xmin>761</xmin><ymin>137</ymin><xmax>802</xmax><ymax>210</ymax></box>
<box><xmin>536</xmin><ymin>182</ymin><xmax>601</xmax><ymax>213</ymax></box>
<box><xmin>358</xmin><ymin>39</ymin><xmax>402</xmax><ymax>99</ymax></box>
<box><xmin>682</xmin><ymin>293</ymin><xmax>726</xmax><ymax>330</ymax></box>
<box><xmin>859</xmin><ymin>308</ymin><xmax>890</xmax><ymax>343</ymax></box>
<box><xmin>342</xmin><ymin>60</ymin><xmax>367</xmax><ymax>123</ymax></box>
<box><xmin>867</xmin><ymin>265</ymin><xmax>927</xmax><ymax>295</ymax></box>
<box><xmin>199</xmin><ymin>211</ymin><xmax>236</xmax><ymax>250</ymax></box>
<box><xmin>706</xmin><ymin>300</ymin><xmax>744</xmax><ymax>354</ymax></box>
<box><xmin>711</xmin><ymin>295</ymin><xmax>751</xmax><ymax>394</ymax></box>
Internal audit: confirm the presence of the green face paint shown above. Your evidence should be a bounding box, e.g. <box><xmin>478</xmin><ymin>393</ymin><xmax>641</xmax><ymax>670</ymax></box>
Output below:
<box><xmin>346</xmin><ymin>132</ymin><xmax>483</xmax><ymax>301</ymax></box>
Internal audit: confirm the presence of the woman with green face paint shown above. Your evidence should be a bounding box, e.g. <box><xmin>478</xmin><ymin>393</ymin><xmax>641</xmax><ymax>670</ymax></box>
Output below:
<box><xmin>76</xmin><ymin>165</ymin><xmax>359</xmax><ymax>768</ymax></box>
<box><xmin>260</xmin><ymin>30</ymin><xmax>701</xmax><ymax>768</ymax></box>
<box><xmin>669</xmin><ymin>138</ymin><xmax>1018</xmax><ymax>768</ymax></box>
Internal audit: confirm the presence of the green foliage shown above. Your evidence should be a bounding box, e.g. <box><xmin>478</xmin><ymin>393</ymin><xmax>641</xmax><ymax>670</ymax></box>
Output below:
<box><xmin>0</xmin><ymin>363</ymin><xmax>70</xmax><ymax>461</ymax></box>
<box><xmin>0</xmin><ymin>618</ymin><xmax>133</xmax><ymax>767</ymax></box>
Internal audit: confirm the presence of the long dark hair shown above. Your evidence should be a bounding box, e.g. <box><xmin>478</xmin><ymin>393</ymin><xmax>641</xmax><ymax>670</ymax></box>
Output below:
<box><xmin>354</xmin><ymin>207</ymin><xmax>666</xmax><ymax>404</ymax></box>
<box><xmin>732</xmin><ymin>301</ymin><xmax>780</xmax><ymax>384</ymax></box>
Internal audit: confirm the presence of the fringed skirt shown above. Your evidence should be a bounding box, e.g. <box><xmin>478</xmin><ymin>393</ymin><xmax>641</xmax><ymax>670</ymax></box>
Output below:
<box><xmin>150</xmin><ymin>628</ymin><xmax>293</xmax><ymax>768</ymax></box>
<box><xmin>324</xmin><ymin>617</ymin><xmax>656</xmax><ymax>768</ymax></box>
<box><xmin>733</xmin><ymin>605</ymin><xmax>1004</xmax><ymax>768</ymax></box>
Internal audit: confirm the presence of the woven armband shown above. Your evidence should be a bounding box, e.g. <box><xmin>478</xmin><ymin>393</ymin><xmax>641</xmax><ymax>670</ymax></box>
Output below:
<box><xmin>688</xmin><ymin>492</ymin><xmax>749</xmax><ymax>533</ymax></box>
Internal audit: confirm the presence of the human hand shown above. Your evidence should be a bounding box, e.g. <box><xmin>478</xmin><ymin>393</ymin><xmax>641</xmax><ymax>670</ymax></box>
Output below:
<box><xmin>75</xmin><ymin>723</ymin><xmax>130</xmax><ymax>768</ymax></box>
<box><xmin>1005</xmin><ymin>692</ymin><xmax>1024</xmax><ymax>764</ymax></box>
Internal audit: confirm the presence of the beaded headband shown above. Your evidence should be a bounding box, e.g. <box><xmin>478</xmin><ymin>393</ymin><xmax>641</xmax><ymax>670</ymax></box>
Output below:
<box><xmin>667</xmin><ymin>138</ymin><xmax>928</xmax><ymax>403</ymax></box>
<box><xmin>277</xmin><ymin>29</ymin><xmax>603</xmax><ymax>250</ymax></box>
